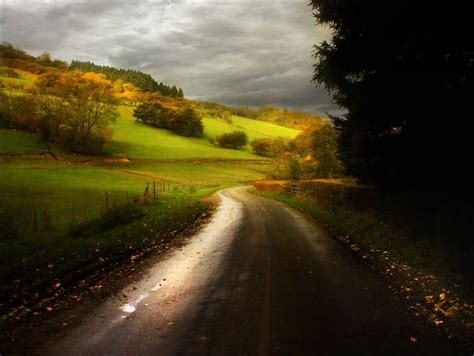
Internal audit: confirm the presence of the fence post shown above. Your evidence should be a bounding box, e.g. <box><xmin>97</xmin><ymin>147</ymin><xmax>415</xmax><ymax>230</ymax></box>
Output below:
<box><xmin>125</xmin><ymin>191</ymin><xmax>129</xmax><ymax>203</ymax></box>
<box><xmin>153</xmin><ymin>181</ymin><xmax>156</xmax><ymax>200</ymax></box>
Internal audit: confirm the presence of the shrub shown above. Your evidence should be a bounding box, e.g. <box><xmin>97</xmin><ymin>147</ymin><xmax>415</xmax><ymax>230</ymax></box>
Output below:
<box><xmin>133</xmin><ymin>103</ymin><xmax>169</xmax><ymax>128</ymax></box>
<box><xmin>222</xmin><ymin>110</ymin><xmax>233</xmax><ymax>123</ymax></box>
<box><xmin>133</xmin><ymin>104</ymin><xmax>203</xmax><ymax>138</ymax></box>
<box><xmin>0</xmin><ymin>91</ymin><xmax>39</xmax><ymax>130</ymax></box>
<box><xmin>216</xmin><ymin>131</ymin><xmax>248</xmax><ymax>149</ymax></box>
<box><xmin>289</xmin><ymin>159</ymin><xmax>302</xmax><ymax>180</ymax></box>
<box><xmin>251</xmin><ymin>138</ymin><xmax>274</xmax><ymax>157</ymax></box>
<box><xmin>168</xmin><ymin>108</ymin><xmax>203</xmax><ymax>137</ymax></box>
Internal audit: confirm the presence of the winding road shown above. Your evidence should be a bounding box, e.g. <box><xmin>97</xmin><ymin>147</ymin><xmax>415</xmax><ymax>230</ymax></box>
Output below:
<box><xmin>41</xmin><ymin>186</ymin><xmax>457</xmax><ymax>355</ymax></box>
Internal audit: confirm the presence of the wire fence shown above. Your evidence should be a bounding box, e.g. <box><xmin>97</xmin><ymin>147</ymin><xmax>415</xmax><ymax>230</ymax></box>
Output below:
<box><xmin>0</xmin><ymin>180</ymin><xmax>208</xmax><ymax>237</ymax></box>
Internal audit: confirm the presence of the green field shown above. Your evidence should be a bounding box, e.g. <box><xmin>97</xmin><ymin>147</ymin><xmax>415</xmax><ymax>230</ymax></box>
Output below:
<box><xmin>0</xmin><ymin>72</ymin><xmax>296</xmax><ymax>312</ymax></box>
<box><xmin>108</xmin><ymin>106</ymin><xmax>261</xmax><ymax>160</ymax></box>
<box><xmin>203</xmin><ymin>115</ymin><xmax>299</xmax><ymax>145</ymax></box>
<box><xmin>0</xmin><ymin>154</ymin><xmax>270</xmax><ymax>312</ymax></box>
<box><xmin>0</xmin><ymin>67</ymin><xmax>37</xmax><ymax>87</ymax></box>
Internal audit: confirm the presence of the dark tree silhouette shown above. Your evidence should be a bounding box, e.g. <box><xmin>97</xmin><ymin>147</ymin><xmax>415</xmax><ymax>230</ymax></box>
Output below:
<box><xmin>311</xmin><ymin>1</ymin><xmax>474</xmax><ymax>190</ymax></box>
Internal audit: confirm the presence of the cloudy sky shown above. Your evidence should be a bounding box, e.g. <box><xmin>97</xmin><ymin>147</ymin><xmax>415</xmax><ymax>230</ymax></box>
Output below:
<box><xmin>1</xmin><ymin>0</ymin><xmax>338</xmax><ymax>116</ymax></box>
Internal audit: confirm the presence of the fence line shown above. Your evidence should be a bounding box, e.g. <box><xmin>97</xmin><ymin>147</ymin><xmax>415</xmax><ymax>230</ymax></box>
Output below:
<box><xmin>0</xmin><ymin>179</ymin><xmax>212</xmax><ymax>236</ymax></box>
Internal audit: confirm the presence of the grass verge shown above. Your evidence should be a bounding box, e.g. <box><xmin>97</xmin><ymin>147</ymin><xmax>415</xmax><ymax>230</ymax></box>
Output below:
<box><xmin>1</xmin><ymin>189</ymin><xmax>214</xmax><ymax>320</ymax></box>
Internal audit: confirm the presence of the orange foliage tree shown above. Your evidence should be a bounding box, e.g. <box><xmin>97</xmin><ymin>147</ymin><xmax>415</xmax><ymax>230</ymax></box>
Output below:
<box><xmin>32</xmin><ymin>71</ymin><xmax>118</xmax><ymax>153</ymax></box>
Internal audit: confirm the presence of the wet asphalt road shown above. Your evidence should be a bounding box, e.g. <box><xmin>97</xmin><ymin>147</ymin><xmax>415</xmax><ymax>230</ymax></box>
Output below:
<box><xmin>40</xmin><ymin>186</ymin><xmax>459</xmax><ymax>355</ymax></box>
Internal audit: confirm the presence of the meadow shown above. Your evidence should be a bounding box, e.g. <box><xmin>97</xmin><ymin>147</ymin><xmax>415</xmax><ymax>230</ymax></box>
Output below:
<box><xmin>202</xmin><ymin>115</ymin><xmax>299</xmax><ymax>146</ymax></box>
<box><xmin>0</xmin><ymin>66</ymin><xmax>301</xmax><ymax>315</ymax></box>
<box><xmin>0</xmin><ymin>80</ymin><xmax>293</xmax><ymax>311</ymax></box>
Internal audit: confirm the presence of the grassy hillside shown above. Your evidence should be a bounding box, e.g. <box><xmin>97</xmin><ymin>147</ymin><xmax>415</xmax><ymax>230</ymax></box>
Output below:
<box><xmin>0</xmin><ymin>67</ymin><xmax>36</xmax><ymax>88</ymax></box>
<box><xmin>109</xmin><ymin>106</ymin><xmax>260</xmax><ymax>160</ymax></box>
<box><xmin>203</xmin><ymin>115</ymin><xmax>299</xmax><ymax>145</ymax></box>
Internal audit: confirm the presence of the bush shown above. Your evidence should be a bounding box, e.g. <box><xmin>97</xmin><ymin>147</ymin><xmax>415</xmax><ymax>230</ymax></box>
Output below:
<box><xmin>134</xmin><ymin>103</ymin><xmax>169</xmax><ymax>128</ymax></box>
<box><xmin>289</xmin><ymin>159</ymin><xmax>302</xmax><ymax>180</ymax></box>
<box><xmin>216</xmin><ymin>131</ymin><xmax>248</xmax><ymax>149</ymax></box>
<box><xmin>133</xmin><ymin>104</ymin><xmax>203</xmax><ymax>138</ymax></box>
<box><xmin>168</xmin><ymin>108</ymin><xmax>203</xmax><ymax>137</ymax></box>
<box><xmin>69</xmin><ymin>203</ymin><xmax>146</xmax><ymax>238</ymax></box>
<box><xmin>0</xmin><ymin>91</ymin><xmax>39</xmax><ymax>130</ymax></box>
<box><xmin>251</xmin><ymin>138</ymin><xmax>272</xmax><ymax>156</ymax></box>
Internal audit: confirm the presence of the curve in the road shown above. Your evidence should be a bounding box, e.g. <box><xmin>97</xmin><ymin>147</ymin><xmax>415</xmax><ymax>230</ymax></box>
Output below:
<box><xmin>41</xmin><ymin>186</ymin><xmax>458</xmax><ymax>356</ymax></box>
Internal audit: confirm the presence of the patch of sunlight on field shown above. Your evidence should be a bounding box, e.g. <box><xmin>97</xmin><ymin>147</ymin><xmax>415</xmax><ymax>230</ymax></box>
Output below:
<box><xmin>203</xmin><ymin>115</ymin><xmax>300</xmax><ymax>145</ymax></box>
<box><xmin>108</xmin><ymin>106</ymin><xmax>261</xmax><ymax>160</ymax></box>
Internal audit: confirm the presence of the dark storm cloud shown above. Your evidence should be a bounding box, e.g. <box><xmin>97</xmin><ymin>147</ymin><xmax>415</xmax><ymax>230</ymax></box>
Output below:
<box><xmin>1</xmin><ymin>0</ymin><xmax>339</xmax><ymax>116</ymax></box>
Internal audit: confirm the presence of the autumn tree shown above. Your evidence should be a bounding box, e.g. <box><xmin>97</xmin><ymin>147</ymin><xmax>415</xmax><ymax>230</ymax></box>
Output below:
<box><xmin>33</xmin><ymin>71</ymin><xmax>118</xmax><ymax>153</ymax></box>
<box><xmin>0</xmin><ymin>90</ymin><xmax>38</xmax><ymax>130</ymax></box>
<box><xmin>312</xmin><ymin>124</ymin><xmax>342</xmax><ymax>178</ymax></box>
<box><xmin>222</xmin><ymin>111</ymin><xmax>232</xmax><ymax>123</ymax></box>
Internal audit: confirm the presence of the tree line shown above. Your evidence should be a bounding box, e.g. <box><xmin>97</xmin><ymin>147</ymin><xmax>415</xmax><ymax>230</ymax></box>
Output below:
<box><xmin>70</xmin><ymin>60</ymin><xmax>183</xmax><ymax>98</ymax></box>
<box><xmin>193</xmin><ymin>100</ymin><xmax>325</xmax><ymax>130</ymax></box>
<box><xmin>0</xmin><ymin>43</ymin><xmax>184</xmax><ymax>99</ymax></box>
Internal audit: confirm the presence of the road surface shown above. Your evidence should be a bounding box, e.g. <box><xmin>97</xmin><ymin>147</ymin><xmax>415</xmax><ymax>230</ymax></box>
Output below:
<box><xmin>40</xmin><ymin>186</ymin><xmax>458</xmax><ymax>355</ymax></box>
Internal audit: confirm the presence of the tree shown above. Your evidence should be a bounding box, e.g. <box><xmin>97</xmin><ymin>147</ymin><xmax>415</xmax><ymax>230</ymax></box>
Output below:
<box><xmin>37</xmin><ymin>52</ymin><xmax>53</xmax><ymax>66</ymax></box>
<box><xmin>133</xmin><ymin>103</ymin><xmax>168</xmax><ymax>128</ymax></box>
<box><xmin>289</xmin><ymin>159</ymin><xmax>302</xmax><ymax>180</ymax></box>
<box><xmin>251</xmin><ymin>138</ymin><xmax>287</xmax><ymax>158</ymax></box>
<box><xmin>312</xmin><ymin>125</ymin><xmax>342</xmax><ymax>178</ymax></box>
<box><xmin>168</xmin><ymin>108</ymin><xmax>203</xmax><ymax>137</ymax></box>
<box><xmin>0</xmin><ymin>90</ymin><xmax>38</xmax><ymax>130</ymax></box>
<box><xmin>33</xmin><ymin>70</ymin><xmax>118</xmax><ymax>153</ymax></box>
<box><xmin>311</xmin><ymin>1</ymin><xmax>474</xmax><ymax>189</ymax></box>
<box><xmin>222</xmin><ymin>111</ymin><xmax>233</xmax><ymax>123</ymax></box>
<box><xmin>216</xmin><ymin>131</ymin><xmax>248</xmax><ymax>149</ymax></box>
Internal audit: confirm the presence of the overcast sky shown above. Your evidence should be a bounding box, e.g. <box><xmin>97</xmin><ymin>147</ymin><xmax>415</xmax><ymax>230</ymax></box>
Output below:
<box><xmin>1</xmin><ymin>0</ymin><xmax>339</xmax><ymax>116</ymax></box>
